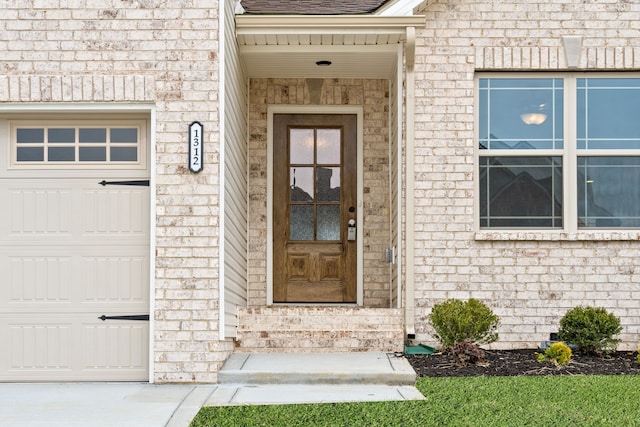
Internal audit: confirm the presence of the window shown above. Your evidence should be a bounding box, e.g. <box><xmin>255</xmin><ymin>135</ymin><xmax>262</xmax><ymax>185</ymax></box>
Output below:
<box><xmin>478</xmin><ymin>75</ymin><xmax>640</xmax><ymax>230</ymax></box>
<box><xmin>11</xmin><ymin>121</ymin><xmax>143</xmax><ymax>167</ymax></box>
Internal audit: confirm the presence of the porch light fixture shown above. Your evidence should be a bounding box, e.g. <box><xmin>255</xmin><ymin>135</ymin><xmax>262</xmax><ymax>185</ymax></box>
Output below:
<box><xmin>315</xmin><ymin>60</ymin><xmax>332</xmax><ymax>66</ymax></box>
<box><xmin>520</xmin><ymin>103</ymin><xmax>547</xmax><ymax>125</ymax></box>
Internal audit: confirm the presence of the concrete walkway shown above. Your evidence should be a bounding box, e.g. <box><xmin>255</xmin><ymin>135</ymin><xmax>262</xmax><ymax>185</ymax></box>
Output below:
<box><xmin>0</xmin><ymin>383</ymin><xmax>214</xmax><ymax>427</ymax></box>
<box><xmin>0</xmin><ymin>353</ymin><xmax>424</xmax><ymax>426</ymax></box>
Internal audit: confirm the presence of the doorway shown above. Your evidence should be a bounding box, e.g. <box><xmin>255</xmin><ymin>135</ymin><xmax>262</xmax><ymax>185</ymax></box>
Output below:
<box><xmin>272</xmin><ymin>114</ymin><xmax>358</xmax><ymax>303</ymax></box>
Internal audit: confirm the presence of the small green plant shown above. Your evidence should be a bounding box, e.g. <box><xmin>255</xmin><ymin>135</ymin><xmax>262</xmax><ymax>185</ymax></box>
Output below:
<box><xmin>637</xmin><ymin>346</ymin><xmax>640</xmax><ymax>366</ymax></box>
<box><xmin>428</xmin><ymin>298</ymin><xmax>500</xmax><ymax>351</ymax></box>
<box><xmin>537</xmin><ymin>342</ymin><xmax>572</xmax><ymax>366</ymax></box>
<box><xmin>558</xmin><ymin>306</ymin><xmax>622</xmax><ymax>354</ymax></box>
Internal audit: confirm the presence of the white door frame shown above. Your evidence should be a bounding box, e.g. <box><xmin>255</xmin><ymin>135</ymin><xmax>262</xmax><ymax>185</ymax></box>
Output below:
<box><xmin>266</xmin><ymin>105</ymin><xmax>364</xmax><ymax>305</ymax></box>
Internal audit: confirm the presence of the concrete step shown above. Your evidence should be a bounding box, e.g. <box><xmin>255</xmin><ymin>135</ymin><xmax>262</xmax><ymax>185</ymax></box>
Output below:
<box><xmin>205</xmin><ymin>384</ymin><xmax>426</xmax><ymax>406</ymax></box>
<box><xmin>218</xmin><ymin>352</ymin><xmax>417</xmax><ymax>386</ymax></box>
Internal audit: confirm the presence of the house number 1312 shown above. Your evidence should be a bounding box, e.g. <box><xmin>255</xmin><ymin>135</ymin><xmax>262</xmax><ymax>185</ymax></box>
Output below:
<box><xmin>189</xmin><ymin>121</ymin><xmax>204</xmax><ymax>173</ymax></box>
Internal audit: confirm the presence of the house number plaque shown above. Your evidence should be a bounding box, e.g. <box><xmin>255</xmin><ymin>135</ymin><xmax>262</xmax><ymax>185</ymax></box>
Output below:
<box><xmin>189</xmin><ymin>121</ymin><xmax>204</xmax><ymax>173</ymax></box>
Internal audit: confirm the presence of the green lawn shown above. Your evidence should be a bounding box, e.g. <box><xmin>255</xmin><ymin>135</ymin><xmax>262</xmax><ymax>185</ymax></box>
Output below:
<box><xmin>191</xmin><ymin>375</ymin><xmax>640</xmax><ymax>426</ymax></box>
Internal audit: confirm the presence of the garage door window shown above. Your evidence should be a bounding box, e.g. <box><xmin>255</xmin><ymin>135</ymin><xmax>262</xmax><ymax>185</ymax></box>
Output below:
<box><xmin>13</xmin><ymin>122</ymin><xmax>143</xmax><ymax>166</ymax></box>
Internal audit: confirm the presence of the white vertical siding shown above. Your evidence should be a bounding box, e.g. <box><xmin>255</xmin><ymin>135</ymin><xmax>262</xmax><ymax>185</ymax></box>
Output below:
<box><xmin>221</xmin><ymin>0</ymin><xmax>248</xmax><ymax>339</ymax></box>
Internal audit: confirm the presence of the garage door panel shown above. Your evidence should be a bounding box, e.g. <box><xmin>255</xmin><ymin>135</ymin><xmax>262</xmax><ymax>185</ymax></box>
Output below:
<box><xmin>2</xmin><ymin>251</ymin><xmax>148</xmax><ymax>308</ymax></box>
<box><xmin>83</xmin><ymin>187</ymin><xmax>149</xmax><ymax>236</ymax></box>
<box><xmin>1</xmin><ymin>315</ymin><xmax>149</xmax><ymax>381</ymax></box>
<box><xmin>83</xmin><ymin>255</ymin><xmax>148</xmax><ymax>303</ymax></box>
<box><xmin>84</xmin><ymin>322</ymin><xmax>148</xmax><ymax>371</ymax></box>
<box><xmin>6</xmin><ymin>256</ymin><xmax>73</xmax><ymax>303</ymax></box>
<box><xmin>1</xmin><ymin>180</ymin><xmax>149</xmax><ymax>242</ymax></box>
<box><xmin>2</xmin><ymin>186</ymin><xmax>74</xmax><ymax>238</ymax></box>
<box><xmin>8</xmin><ymin>321</ymin><xmax>73</xmax><ymax>371</ymax></box>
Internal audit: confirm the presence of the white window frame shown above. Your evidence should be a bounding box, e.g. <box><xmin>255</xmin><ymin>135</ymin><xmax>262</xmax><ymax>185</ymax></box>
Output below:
<box><xmin>9</xmin><ymin>119</ymin><xmax>148</xmax><ymax>171</ymax></box>
<box><xmin>475</xmin><ymin>72</ymin><xmax>640</xmax><ymax>238</ymax></box>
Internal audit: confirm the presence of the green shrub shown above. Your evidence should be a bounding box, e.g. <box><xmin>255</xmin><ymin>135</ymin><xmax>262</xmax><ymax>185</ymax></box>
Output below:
<box><xmin>537</xmin><ymin>342</ymin><xmax>572</xmax><ymax>366</ymax></box>
<box><xmin>428</xmin><ymin>298</ymin><xmax>500</xmax><ymax>350</ymax></box>
<box><xmin>558</xmin><ymin>306</ymin><xmax>622</xmax><ymax>354</ymax></box>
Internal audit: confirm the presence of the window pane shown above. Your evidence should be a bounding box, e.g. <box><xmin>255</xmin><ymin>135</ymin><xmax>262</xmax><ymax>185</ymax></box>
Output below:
<box><xmin>110</xmin><ymin>147</ymin><xmax>137</xmax><ymax>161</ymax></box>
<box><xmin>578</xmin><ymin>157</ymin><xmax>640</xmax><ymax>227</ymax></box>
<box><xmin>317</xmin><ymin>129</ymin><xmax>340</xmax><ymax>164</ymax></box>
<box><xmin>17</xmin><ymin>147</ymin><xmax>44</xmax><ymax>161</ymax></box>
<box><xmin>317</xmin><ymin>205</ymin><xmax>340</xmax><ymax>240</ymax></box>
<box><xmin>479</xmin><ymin>156</ymin><xmax>563</xmax><ymax>227</ymax></box>
<box><xmin>479</xmin><ymin>78</ymin><xmax>563</xmax><ymax>150</ymax></box>
<box><xmin>17</xmin><ymin>128</ymin><xmax>44</xmax><ymax>143</ymax></box>
<box><xmin>48</xmin><ymin>147</ymin><xmax>75</xmax><ymax>161</ymax></box>
<box><xmin>48</xmin><ymin>128</ymin><xmax>75</xmax><ymax>143</ymax></box>
<box><xmin>290</xmin><ymin>129</ymin><xmax>314</xmax><ymax>164</ymax></box>
<box><xmin>577</xmin><ymin>78</ymin><xmax>640</xmax><ymax>149</ymax></box>
<box><xmin>79</xmin><ymin>147</ymin><xmax>106</xmax><ymax>161</ymax></box>
<box><xmin>316</xmin><ymin>167</ymin><xmax>340</xmax><ymax>202</ymax></box>
<box><xmin>79</xmin><ymin>128</ymin><xmax>106</xmax><ymax>143</ymax></box>
<box><xmin>111</xmin><ymin>128</ymin><xmax>138</xmax><ymax>143</ymax></box>
<box><xmin>290</xmin><ymin>167</ymin><xmax>314</xmax><ymax>202</ymax></box>
<box><xmin>290</xmin><ymin>205</ymin><xmax>314</xmax><ymax>240</ymax></box>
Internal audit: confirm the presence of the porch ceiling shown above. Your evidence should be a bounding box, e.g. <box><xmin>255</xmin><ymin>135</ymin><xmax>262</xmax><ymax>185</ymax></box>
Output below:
<box><xmin>235</xmin><ymin>15</ymin><xmax>425</xmax><ymax>79</ymax></box>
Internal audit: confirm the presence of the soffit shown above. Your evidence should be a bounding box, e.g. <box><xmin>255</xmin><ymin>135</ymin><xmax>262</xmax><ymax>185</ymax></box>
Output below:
<box><xmin>235</xmin><ymin>15</ymin><xmax>425</xmax><ymax>79</ymax></box>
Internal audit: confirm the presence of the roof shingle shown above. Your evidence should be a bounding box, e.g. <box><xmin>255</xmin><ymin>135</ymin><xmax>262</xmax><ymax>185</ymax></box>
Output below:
<box><xmin>240</xmin><ymin>0</ymin><xmax>392</xmax><ymax>15</ymax></box>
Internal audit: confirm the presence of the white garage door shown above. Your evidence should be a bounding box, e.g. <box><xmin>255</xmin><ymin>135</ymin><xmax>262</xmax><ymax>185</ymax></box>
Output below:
<box><xmin>0</xmin><ymin>119</ymin><xmax>150</xmax><ymax>381</ymax></box>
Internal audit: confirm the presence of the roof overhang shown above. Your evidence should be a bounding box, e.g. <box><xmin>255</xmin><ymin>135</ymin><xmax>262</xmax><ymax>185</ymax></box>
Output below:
<box><xmin>235</xmin><ymin>15</ymin><xmax>425</xmax><ymax>79</ymax></box>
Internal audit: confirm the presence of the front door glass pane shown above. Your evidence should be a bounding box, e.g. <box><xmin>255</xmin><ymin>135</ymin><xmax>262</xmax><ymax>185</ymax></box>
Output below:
<box><xmin>317</xmin><ymin>205</ymin><xmax>340</xmax><ymax>240</ymax></box>
<box><xmin>290</xmin><ymin>205</ymin><xmax>314</xmax><ymax>240</ymax></box>
<box><xmin>316</xmin><ymin>167</ymin><xmax>340</xmax><ymax>202</ymax></box>
<box><xmin>290</xmin><ymin>167</ymin><xmax>314</xmax><ymax>202</ymax></box>
<box><xmin>290</xmin><ymin>129</ymin><xmax>314</xmax><ymax>164</ymax></box>
<box><xmin>317</xmin><ymin>129</ymin><xmax>341</xmax><ymax>164</ymax></box>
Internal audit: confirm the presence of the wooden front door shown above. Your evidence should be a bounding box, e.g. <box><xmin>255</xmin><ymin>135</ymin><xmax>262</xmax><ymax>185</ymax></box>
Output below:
<box><xmin>273</xmin><ymin>114</ymin><xmax>357</xmax><ymax>303</ymax></box>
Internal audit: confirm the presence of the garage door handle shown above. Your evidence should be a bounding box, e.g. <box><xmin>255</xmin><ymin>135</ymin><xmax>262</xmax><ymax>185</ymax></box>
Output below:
<box><xmin>99</xmin><ymin>180</ymin><xmax>150</xmax><ymax>187</ymax></box>
<box><xmin>98</xmin><ymin>314</ymin><xmax>150</xmax><ymax>321</ymax></box>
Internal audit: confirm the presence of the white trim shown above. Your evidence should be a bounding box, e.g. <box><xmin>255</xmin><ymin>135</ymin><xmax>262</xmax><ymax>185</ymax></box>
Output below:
<box><xmin>0</xmin><ymin>103</ymin><xmax>155</xmax><ymax>113</ymax></box>
<box><xmin>404</xmin><ymin>27</ymin><xmax>416</xmax><ymax>339</ymax></box>
<box><xmin>218</xmin><ymin>0</ymin><xmax>227</xmax><ymax>341</ymax></box>
<box><xmin>148</xmin><ymin>107</ymin><xmax>157</xmax><ymax>384</ymax></box>
<box><xmin>235</xmin><ymin>15</ymin><xmax>425</xmax><ymax>33</ymax></box>
<box><xmin>266</xmin><ymin>105</ymin><xmax>364</xmax><ymax>305</ymax></box>
<box><xmin>395</xmin><ymin>43</ymin><xmax>404</xmax><ymax>310</ymax></box>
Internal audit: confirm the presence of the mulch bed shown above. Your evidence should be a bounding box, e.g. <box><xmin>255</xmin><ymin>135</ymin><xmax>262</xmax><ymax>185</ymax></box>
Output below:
<box><xmin>406</xmin><ymin>349</ymin><xmax>640</xmax><ymax>377</ymax></box>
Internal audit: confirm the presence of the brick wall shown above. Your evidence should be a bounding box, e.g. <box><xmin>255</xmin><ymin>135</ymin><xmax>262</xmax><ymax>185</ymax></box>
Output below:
<box><xmin>413</xmin><ymin>0</ymin><xmax>640</xmax><ymax>350</ymax></box>
<box><xmin>0</xmin><ymin>0</ymin><xmax>232</xmax><ymax>382</ymax></box>
<box><xmin>248</xmin><ymin>78</ymin><xmax>392</xmax><ymax>308</ymax></box>
<box><xmin>236</xmin><ymin>307</ymin><xmax>404</xmax><ymax>352</ymax></box>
